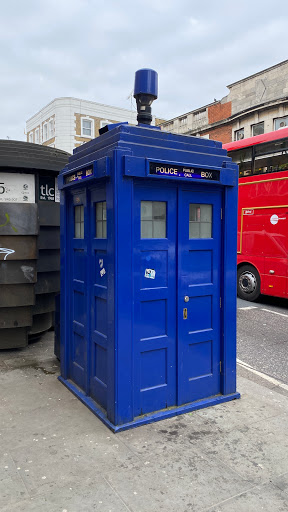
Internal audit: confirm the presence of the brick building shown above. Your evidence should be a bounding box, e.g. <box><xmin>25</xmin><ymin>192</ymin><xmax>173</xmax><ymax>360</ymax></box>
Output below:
<box><xmin>160</xmin><ymin>60</ymin><xmax>288</xmax><ymax>144</ymax></box>
<box><xmin>26</xmin><ymin>98</ymin><xmax>165</xmax><ymax>154</ymax></box>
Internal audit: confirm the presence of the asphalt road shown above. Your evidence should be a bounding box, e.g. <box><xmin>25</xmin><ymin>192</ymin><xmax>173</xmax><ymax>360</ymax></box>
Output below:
<box><xmin>237</xmin><ymin>295</ymin><xmax>288</xmax><ymax>386</ymax></box>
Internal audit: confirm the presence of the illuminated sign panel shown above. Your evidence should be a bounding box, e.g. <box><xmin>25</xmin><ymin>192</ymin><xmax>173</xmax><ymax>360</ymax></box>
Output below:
<box><xmin>64</xmin><ymin>168</ymin><xmax>93</xmax><ymax>184</ymax></box>
<box><xmin>149</xmin><ymin>162</ymin><xmax>220</xmax><ymax>181</ymax></box>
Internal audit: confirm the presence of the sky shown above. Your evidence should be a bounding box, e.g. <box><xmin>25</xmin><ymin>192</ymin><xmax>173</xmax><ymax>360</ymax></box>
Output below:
<box><xmin>1</xmin><ymin>0</ymin><xmax>288</xmax><ymax>141</ymax></box>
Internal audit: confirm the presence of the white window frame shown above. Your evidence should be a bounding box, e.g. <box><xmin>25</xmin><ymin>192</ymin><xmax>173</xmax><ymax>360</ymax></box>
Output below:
<box><xmin>274</xmin><ymin>116</ymin><xmax>288</xmax><ymax>130</ymax></box>
<box><xmin>29</xmin><ymin>132</ymin><xmax>33</xmax><ymax>143</ymax></box>
<box><xmin>49</xmin><ymin>119</ymin><xmax>54</xmax><ymax>139</ymax></box>
<box><xmin>100</xmin><ymin>119</ymin><xmax>110</xmax><ymax>129</ymax></box>
<box><xmin>251</xmin><ymin>122</ymin><xmax>264</xmax><ymax>137</ymax></box>
<box><xmin>43</xmin><ymin>122</ymin><xmax>48</xmax><ymax>142</ymax></box>
<box><xmin>234</xmin><ymin>128</ymin><xmax>244</xmax><ymax>141</ymax></box>
<box><xmin>81</xmin><ymin>117</ymin><xmax>94</xmax><ymax>138</ymax></box>
<box><xmin>35</xmin><ymin>128</ymin><xmax>40</xmax><ymax>144</ymax></box>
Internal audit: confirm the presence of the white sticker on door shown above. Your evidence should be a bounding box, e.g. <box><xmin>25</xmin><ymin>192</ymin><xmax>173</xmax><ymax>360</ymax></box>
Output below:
<box><xmin>145</xmin><ymin>268</ymin><xmax>156</xmax><ymax>279</ymax></box>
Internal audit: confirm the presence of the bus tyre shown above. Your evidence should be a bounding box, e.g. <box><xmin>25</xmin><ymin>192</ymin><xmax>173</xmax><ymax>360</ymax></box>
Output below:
<box><xmin>237</xmin><ymin>265</ymin><xmax>261</xmax><ymax>302</ymax></box>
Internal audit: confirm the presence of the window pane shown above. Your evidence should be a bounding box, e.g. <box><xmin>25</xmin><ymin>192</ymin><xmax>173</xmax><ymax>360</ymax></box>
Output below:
<box><xmin>75</xmin><ymin>205</ymin><xmax>81</xmax><ymax>222</ymax></box>
<box><xmin>80</xmin><ymin>222</ymin><xmax>84</xmax><ymax>239</ymax></box>
<box><xmin>96</xmin><ymin>221</ymin><xmax>103</xmax><ymax>238</ymax></box>
<box><xmin>274</xmin><ymin>116</ymin><xmax>288</xmax><ymax>130</ymax></box>
<box><xmin>96</xmin><ymin>202</ymin><xmax>103</xmax><ymax>220</ymax></box>
<box><xmin>141</xmin><ymin>201</ymin><xmax>153</xmax><ymax>220</ymax></box>
<box><xmin>102</xmin><ymin>202</ymin><xmax>107</xmax><ymax>220</ymax></box>
<box><xmin>103</xmin><ymin>221</ymin><xmax>107</xmax><ymax>238</ymax></box>
<box><xmin>234</xmin><ymin>128</ymin><xmax>244</xmax><ymax>141</ymax></box>
<box><xmin>189</xmin><ymin>223</ymin><xmax>200</xmax><ymax>238</ymax></box>
<box><xmin>141</xmin><ymin>201</ymin><xmax>166</xmax><ymax>238</ymax></box>
<box><xmin>189</xmin><ymin>204</ymin><xmax>212</xmax><ymax>239</ymax></box>
<box><xmin>95</xmin><ymin>202</ymin><xmax>107</xmax><ymax>239</ymax></box>
<box><xmin>153</xmin><ymin>221</ymin><xmax>166</xmax><ymax>238</ymax></box>
<box><xmin>75</xmin><ymin>222</ymin><xmax>80</xmax><ymax>238</ymax></box>
<box><xmin>153</xmin><ymin>201</ymin><xmax>166</xmax><ymax>220</ymax></box>
<box><xmin>252</xmin><ymin>122</ymin><xmax>264</xmax><ymax>137</ymax></box>
<box><xmin>74</xmin><ymin>206</ymin><xmax>84</xmax><ymax>238</ymax></box>
<box><xmin>200</xmin><ymin>204</ymin><xmax>212</xmax><ymax>222</ymax></box>
<box><xmin>200</xmin><ymin>223</ymin><xmax>212</xmax><ymax>238</ymax></box>
<box><xmin>141</xmin><ymin>220</ymin><xmax>153</xmax><ymax>238</ymax></box>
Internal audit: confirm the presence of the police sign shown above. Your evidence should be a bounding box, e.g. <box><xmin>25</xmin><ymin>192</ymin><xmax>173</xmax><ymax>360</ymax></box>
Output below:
<box><xmin>149</xmin><ymin>162</ymin><xmax>220</xmax><ymax>181</ymax></box>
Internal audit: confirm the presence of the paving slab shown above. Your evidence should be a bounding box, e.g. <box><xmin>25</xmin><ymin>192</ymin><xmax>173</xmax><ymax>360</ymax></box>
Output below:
<box><xmin>206</xmin><ymin>482</ymin><xmax>288</xmax><ymax>512</ymax></box>
<box><xmin>1</xmin><ymin>332</ymin><xmax>288</xmax><ymax>512</ymax></box>
<box><xmin>105</xmin><ymin>451</ymin><xmax>251</xmax><ymax>512</ymax></box>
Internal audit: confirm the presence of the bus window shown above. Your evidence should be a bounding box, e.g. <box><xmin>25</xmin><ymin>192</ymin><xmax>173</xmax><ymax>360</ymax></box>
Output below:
<box><xmin>229</xmin><ymin>148</ymin><xmax>252</xmax><ymax>177</ymax></box>
<box><xmin>254</xmin><ymin>140</ymin><xmax>288</xmax><ymax>174</ymax></box>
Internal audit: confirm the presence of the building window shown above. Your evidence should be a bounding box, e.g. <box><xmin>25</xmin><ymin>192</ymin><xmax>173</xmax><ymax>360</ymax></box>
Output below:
<box><xmin>189</xmin><ymin>204</ymin><xmax>212</xmax><ymax>239</ymax></box>
<box><xmin>95</xmin><ymin>202</ymin><xmax>107</xmax><ymax>238</ymax></box>
<box><xmin>29</xmin><ymin>132</ymin><xmax>33</xmax><ymax>143</ymax></box>
<box><xmin>35</xmin><ymin>128</ymin><xmax>40</xmax><ymax>144</ymax></box>
<box><xmin>100</xmin><ymin>120</ymin><xmax>110</xmax><ymax>129</ymax></box>
<box><xmin>81</xmin><ymin>118</ymin><xmax>93</xmax><ymax>138</ymax></box>
<box><xmin>141</xmin><ymin>201</ymin><xmax>166</xmax><ymax>239</ymax></box>
<box><xmin>193</xmin><ymin>109</ymin><xmax>206</xmax><ymax>122</ymax></box>
<box><xmin>274</xmin><ymin>116</ymin><xmax>288</xmax><ymax>130</ymax></box>
<box><xmin>74</xmin><ymin>205</ymin><xmax>84</xmax><ymax>239</ymax></box>
<box><xmin>163</xmin><ymin>121</ymin><xmax>174</xmax><ymax>131</ymax></box>
<box><xmin>251</xmin><ymin>122</ymin><xmax>264</xmax><ymax>137</ymax></box>
<box><xmin>43</xmin><ymin>123</ymin><xmax>48</xmax><ymax>141</ymax></box>
<box><xmin>234</xmin><ymin>128</ymin><xmax>244</xmax><ymax>141</ymax></box>
<box><xmin>179</xmin><ymin>116</ymin><xmax>187</xmax><ymax>126</ymax></box>
<box><xmin>49</xmin><ymin>119</ymin><xmax>54</xmax><ymax>139</ymax></box>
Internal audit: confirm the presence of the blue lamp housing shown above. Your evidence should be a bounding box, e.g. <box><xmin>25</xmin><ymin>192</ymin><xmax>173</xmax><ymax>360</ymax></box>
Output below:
<box><xmin>134</xmin><ymin>69</ymin><xmax>158</xmax><ymax>125</ymax></box>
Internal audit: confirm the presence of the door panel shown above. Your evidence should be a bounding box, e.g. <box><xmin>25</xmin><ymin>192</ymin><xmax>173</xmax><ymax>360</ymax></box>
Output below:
<box><xmin>133</xmin><ymin>184</ymin><xmax>177</xmax><ymax>416</ymax></box>
<box><xmin>69</xmin><ymin>191</ymin><xmax>88</xmax><ymax>391</ymax></box>
<box><xmin>178</xmin><ymin>189</ymin><xmax>222</xmax><ymax>405</ymax></box>
<box><xmin>90</xmin><ymin>188</ymin><xmax>108</xmax><ymax>409</ymax></box>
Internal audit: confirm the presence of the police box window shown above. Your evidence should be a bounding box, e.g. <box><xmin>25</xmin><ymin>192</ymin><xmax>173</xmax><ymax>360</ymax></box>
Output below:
<box><xmin>75</xmin><ymin>205</ymin><xmax>84</xmax><ymax>239</ymax></box>
<box><xmin>95</xmin><ymin>202</ymin><xmax>107</xmax><ymax>238</ymax></box>
<box><xmin>141</xmin><ymin>201</ymin><xmax>166</xmax><ymax>239</ymax></box>
<box><xmin>189</xmin><ymin>204</ymin><xmax>212</xmax><ymax>239</ymax></box>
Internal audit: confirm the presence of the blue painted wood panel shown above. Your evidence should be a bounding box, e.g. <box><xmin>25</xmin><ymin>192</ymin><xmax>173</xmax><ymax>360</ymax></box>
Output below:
<box><xmin>133</xmin><ymin>184</ymin><xmax>177</xmax><ymax>416</ymax></box>
<box><xmin>177</xmin><ymin>188</ymin><xmax>222</xmax><ymax>404</ymax></box>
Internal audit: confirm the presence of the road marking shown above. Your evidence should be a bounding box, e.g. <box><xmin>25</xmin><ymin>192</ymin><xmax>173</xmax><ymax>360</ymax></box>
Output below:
<box><xmin>237</xmin><ymin>358</ymin><xmax>288</xmax><ymax>392</ymax></box>
<box><xmin>238</xmin><ymin>306</ymin><xmax>257</xmax><ymax>310</ymax></box>
<box><xmin>261</xmin><ymin>308</ymin><xmax>288</xmax><ymax>318</ymax></box>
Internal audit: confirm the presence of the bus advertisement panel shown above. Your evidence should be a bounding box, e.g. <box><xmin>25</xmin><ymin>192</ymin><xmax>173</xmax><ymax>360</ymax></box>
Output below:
<box><xmin>224</xmin><ymin>128</ymin><xmax>288</xmax><ymax>301</ymax></box>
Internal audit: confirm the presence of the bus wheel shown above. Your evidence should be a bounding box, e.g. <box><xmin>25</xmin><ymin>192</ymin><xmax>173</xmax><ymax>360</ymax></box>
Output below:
<box><xmin>237</xmin><ymin>265</ymin><xmax>261</xmax><ymax>301</ymax></box>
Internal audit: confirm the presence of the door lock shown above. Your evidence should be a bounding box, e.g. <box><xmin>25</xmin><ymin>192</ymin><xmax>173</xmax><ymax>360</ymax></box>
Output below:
<box><xmin>183</xmin><ymin>308</ymin><xmax>188</xmax><ymax>319</ymax></box>
<box><xmin>184</xmin><ymin>296</ymin><xmax>189</xmax><ymax>303</ymax></box>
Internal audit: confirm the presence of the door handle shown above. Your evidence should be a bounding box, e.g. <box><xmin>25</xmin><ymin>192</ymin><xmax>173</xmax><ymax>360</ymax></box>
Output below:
<box><xmin>183</xmin><ymin>308</ymin><xmax>188</xmax><ymax>320</ymax></box>
<box><xmin>184</xmin><ymin>296</ymin><xmax>189</xmax><ymax>303</ymax></box>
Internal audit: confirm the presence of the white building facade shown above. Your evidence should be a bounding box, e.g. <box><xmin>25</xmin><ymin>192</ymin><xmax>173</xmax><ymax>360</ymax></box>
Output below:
<box><xmin>26</xmin><ymin>98</ymin><xmax>155</xmax><ymax>154</ymax></box>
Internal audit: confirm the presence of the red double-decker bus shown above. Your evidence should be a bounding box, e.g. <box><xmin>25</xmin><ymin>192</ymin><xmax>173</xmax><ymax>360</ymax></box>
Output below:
<box><xmin>224</xmin><ymin>127</ymin><xmax>288</xmax><ymax>301</ymax></box>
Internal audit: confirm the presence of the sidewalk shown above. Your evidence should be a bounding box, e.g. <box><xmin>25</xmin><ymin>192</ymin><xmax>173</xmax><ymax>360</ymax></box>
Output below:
<box><xmin>1</xmin><ymin>332</ymin><xmax>288</xmax><ymax>512</ymax></box>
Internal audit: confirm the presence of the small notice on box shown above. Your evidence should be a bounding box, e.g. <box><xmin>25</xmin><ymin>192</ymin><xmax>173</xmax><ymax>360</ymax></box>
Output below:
<box><xmin>145</xmin><ymin>268</ymin><xmax>156</xmax><ymax>279</ymax></box>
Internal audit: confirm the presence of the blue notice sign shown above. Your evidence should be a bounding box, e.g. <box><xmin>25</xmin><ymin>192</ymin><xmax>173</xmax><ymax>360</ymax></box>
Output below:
<box><xmin>149</xmin><ymin>162</ymin><xmax>220</xmax><ymax>181</ymax></box>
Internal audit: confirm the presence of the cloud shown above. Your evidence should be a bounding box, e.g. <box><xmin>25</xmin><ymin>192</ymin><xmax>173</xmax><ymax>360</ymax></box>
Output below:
<box><xmin>0</xmin><ymin>0</ymin><xmax>287</xmax><ymax>140</ymax></box>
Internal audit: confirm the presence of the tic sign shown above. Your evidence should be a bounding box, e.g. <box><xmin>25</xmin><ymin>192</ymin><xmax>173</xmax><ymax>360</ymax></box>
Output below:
<box><xmin>39</xmin><ymin>176</ymin><xmax>60</xmax><ymax>202</ymax></box>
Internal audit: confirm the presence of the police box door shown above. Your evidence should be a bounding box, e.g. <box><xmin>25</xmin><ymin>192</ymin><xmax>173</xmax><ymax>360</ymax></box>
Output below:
<box><xmin>177</xmin><ymin>188</ymin><xmax>221</xmax><ymax>405</ymax></box>
<box><xmin>133</xmin><ymin>183</ymin><xmax>222</xmax><ymax>416</ymax></box>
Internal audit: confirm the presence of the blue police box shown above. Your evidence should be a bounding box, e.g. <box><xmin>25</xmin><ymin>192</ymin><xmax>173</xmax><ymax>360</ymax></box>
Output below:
<box><xmin>58</xmin><ymin>69</ymin><xmax>240</xmax><ymax>432</ymax></box>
